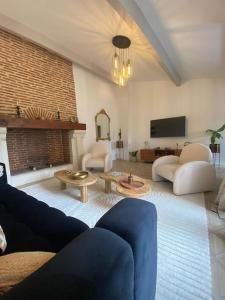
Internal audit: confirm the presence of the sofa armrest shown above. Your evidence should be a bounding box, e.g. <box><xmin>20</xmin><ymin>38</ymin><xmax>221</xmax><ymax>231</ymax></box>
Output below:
<box><xmin>81</xmin><ymin>153</ymin><xmax>92</xmax><ymax>171</ymax></box>
<box><xmin>2</xmin><ymin>228</ymin><xmax>134</xmax><ymax>300</ymax></box>
<box><xmin>173</xmin><ymin>161</ymin><xmax>216</xmax><ymax>195</ymax></box>
<box><xmin>152</xmin><ymin>155</ymin><xmax>179</xmax><ymax>181</ymax></box>
<box><xmin>96</xmin><ymin>198</ymin><xmax>157</xmax><ymax>300</ymax></box>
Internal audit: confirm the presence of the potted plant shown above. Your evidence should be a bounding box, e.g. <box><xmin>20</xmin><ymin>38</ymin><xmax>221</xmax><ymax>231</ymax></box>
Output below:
<box><xmin>206</xmin><ymin>124</ymin><xmax>225</xmax><ymax>153</ymax></box>
<box><xmin>129</xmin><ymin>150</ymin><xmax>138</xmax><ymax>162</ymax></box>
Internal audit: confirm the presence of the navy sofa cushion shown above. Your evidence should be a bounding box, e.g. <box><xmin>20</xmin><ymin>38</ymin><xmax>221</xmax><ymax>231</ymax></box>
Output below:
<box><xmin>96</xmin><ymin>198</ymin><xmax>157</xmax><ymax>300</ymax></box>
<box><xmin>0</xmin><ymin>184</ymin><xmax>89</xmax><ymax>253</ymax></box>
<box><xmin>0</xmin><ymin>207</ymin><xmax>53</xmax><ymax>254</ymax></box>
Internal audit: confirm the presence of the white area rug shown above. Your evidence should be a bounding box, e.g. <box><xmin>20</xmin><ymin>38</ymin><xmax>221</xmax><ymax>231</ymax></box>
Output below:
<box><xmin>22</xmin><ymin>178</ymin><xmax>212</xmax><ymax>300</ymax></box>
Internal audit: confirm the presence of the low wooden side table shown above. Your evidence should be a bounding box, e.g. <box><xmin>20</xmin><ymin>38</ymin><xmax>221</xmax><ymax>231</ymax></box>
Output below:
<box><xmin>54</xmin><ymin>170</ymin><xmax>97</xmax><ymax>203</ymax></box>
<box><xmin>99</xmin><ymin>172</ymin><xmax>151</xmax><ymax>197</ymax></box>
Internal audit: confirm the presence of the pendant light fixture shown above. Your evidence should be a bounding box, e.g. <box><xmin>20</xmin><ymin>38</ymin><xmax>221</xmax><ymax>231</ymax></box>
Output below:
<box><xmin>112</xmin><ymin>35</ymin><xmax>132</xmax><ymax>87</ymax></box>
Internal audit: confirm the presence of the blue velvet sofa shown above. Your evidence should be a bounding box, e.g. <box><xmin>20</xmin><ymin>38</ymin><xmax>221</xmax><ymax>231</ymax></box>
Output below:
<box><xmin>0</xmin><ymin>163</ymin><xmax>157</xmax><ymax>300</ymax></box>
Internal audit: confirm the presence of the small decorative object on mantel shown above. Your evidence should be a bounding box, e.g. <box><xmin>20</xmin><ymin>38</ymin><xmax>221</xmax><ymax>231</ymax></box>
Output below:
<box><xmin>23</xmin><ymin>107</ymin><xmax>54</xmax><ymax>120</ymax></box>
<box><xmin>16</xmin><ymin>101</ymin><xmax>21</xmax><ymax>118</ymax></box>
<box><xmin>56</xmin><ymin>108</ymin><xmax>61</xmax><ymax>120</ymax></box>
<box><xmin>69</xmin><ymin>116</ymin><xmax>79</xmax><ymax>123</ymax></box>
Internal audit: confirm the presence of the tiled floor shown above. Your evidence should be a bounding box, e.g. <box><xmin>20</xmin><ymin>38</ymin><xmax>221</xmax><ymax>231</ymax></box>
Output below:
<box><xmin>113</xmin><ymin>160</ymin><xmax>225</xmax><ymax>300</ymax></box>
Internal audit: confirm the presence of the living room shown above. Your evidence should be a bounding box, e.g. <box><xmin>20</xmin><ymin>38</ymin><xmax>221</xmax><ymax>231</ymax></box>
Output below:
<box><xmin>0</xmin><ymin>0</ymin><xmax>225</xmax><ymax>299</ymax></box>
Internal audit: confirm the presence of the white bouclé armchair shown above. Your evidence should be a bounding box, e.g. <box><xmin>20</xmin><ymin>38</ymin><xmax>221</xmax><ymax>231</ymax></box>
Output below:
<box><xmin>82</xmin><ymin>142</ymin><xmax>112</xmax><ymax>173</ymax></box>
<box><xmin>152</xmin><ymin>143</ymin><xmax>216</xmax><ymax>195</ymax></box>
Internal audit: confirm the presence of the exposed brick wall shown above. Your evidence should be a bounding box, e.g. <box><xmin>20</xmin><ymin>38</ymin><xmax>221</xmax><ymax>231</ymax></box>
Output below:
<box><xmin>0</xmin><ymin>29</ymin><xmax>77</xmax><ymax>121</ymax></box>
<box><xmin>0</xmin><ymin>29</ymin><xmax>78</xmax><ymax>173</ymax></box>
<box><xmin>7</xmin><ymin>129</ymin><xmax>70</xmax><ymax>174</ymax></box>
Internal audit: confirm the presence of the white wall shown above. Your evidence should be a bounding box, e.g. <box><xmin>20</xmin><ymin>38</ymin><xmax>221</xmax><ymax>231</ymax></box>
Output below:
<box><xmin>128</xmin><ymin>79</ymin><xmax>225</xmax><ymax>164</ymax></box>
<box><xmin>73</xmin><ymin>67</ymin><xmax>225</xmax><ymax>165</ymax></box>
<box><xmin>73</xmin><ymin>64</ymin><xmax>122</xmax><ymax>159</ymax></box>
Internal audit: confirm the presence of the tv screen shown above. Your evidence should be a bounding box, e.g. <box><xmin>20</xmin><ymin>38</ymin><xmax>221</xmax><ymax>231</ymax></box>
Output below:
<box><xmin>150</xmin><ymin>116</ymin><xmax>186</xmax><ymax>138</ymax></box>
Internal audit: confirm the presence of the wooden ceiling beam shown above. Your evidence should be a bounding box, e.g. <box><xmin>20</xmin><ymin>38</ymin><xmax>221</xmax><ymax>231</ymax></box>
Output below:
<box><xmin>107</xmin><ymin>0</ymin><xmax>182</xmax><ymax>86</ymax></box>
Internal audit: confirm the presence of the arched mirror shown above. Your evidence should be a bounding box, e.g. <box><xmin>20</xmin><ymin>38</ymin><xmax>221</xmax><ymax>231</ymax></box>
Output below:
<box><xmin>95</xmin><ymin>109</ymin><xmax>110</xmax><ymax>141</ymax></box>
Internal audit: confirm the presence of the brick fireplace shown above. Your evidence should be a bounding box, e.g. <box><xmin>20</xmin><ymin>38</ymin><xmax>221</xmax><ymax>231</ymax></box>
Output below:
<box><xmin>0</xmin><ymin>28</ymin><xmax>87</xmax><ymax>186</ymax></box>
<box><xmin>0</xmin><ymin>29</ymin><xmax>86</xmax><ymax>186</ymax></box>
<box><xmin>7</xmin><ymin>128</ymin><xmax>70</xmax><ymax>174</ymax></box>
<box><xmin>0</xmin><ymin>121</ymin><xmax>86</xmax><ymax>186</ymax></box>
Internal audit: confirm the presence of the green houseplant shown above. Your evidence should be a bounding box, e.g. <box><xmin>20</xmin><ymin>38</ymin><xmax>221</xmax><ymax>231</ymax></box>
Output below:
<box><xmin>206</xmin><ymin>124</ymin><xmax>225</xmax><ymax>153</ymax></box>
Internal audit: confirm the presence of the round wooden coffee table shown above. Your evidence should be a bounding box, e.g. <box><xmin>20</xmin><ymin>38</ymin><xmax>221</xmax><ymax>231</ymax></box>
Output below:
<box><xmin>99</xmin><ymin>172</ymin><xmax>151</xmax><ymax>197</ymax></box>
<box><xmin>54</xmin><ymin>170</ymin><xmax>97</xmax><ymax>203</ymax></box>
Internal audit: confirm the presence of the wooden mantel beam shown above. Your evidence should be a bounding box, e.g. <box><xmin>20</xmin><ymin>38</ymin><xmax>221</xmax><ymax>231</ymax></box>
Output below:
<box><xmin>107</xmin><ymin>0</ymin><xmax>182</xmax><ymax>86</ymax></box>
<box><xmin>0</xmin><ymin>116</ymin><xmax>86</xmax><ymax>131</ymax></box>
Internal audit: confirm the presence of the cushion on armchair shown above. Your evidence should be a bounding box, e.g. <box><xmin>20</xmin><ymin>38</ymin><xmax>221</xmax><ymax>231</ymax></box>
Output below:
<box><xmin>156</xmin><ymin>163</ymin><xmax>179</xmax><ymax>182</ymax></box>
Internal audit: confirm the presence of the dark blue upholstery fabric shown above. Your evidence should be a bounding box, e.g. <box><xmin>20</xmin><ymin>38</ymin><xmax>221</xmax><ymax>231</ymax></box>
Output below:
<box><xmin>0</xmin><ymin>163</ymin><xmax>157</xmax><ymax>299</ymax></box>
<box><xmin>2</xmin><ymin>228</ymin><xmax>134</xmax><ymax>300</ymax></box>
<box><xmin>0</xmin><ymin>183</ymin><xmax>89</xmax><ymax>253</ymax></box>
<box><xmin>0</xmin><ymin>204</ymin><xmax>53</xmax><ymax>254</ymax></box>
<box><xmin>96</xmin><ymin>198</ymin><xmax>157</xmax><ymax>300</ymax></box>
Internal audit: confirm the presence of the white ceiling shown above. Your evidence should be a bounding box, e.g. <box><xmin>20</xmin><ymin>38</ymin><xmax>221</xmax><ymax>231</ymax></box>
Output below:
<box><xmin>0</xmin><ymin>0</ymin><xmax>224</xmax><ymax>83</ymax></box>
<box><xmin>0</xmin><ymin>0</ymin><xmax>168</xmax><ymax>82</ymax></box>
<box><xmin>151</xmin><ymin>0</ymin><xmax>225</xmax><ymax>80</ymax></box>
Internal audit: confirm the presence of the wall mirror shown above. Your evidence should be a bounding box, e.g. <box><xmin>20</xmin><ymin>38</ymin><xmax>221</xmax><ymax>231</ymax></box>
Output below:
<box><xmin>95</xmin><ymin>109</ymin><xmax>110</xmax><ymax>141</ymax></box>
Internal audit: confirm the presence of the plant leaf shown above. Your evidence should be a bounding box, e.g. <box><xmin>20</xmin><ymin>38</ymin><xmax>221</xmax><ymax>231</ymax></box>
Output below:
<box><xmin>215</xmin><ymin>132</ymin><xmax>222</xmax><ymax>139</ymax></box>
<box><xmin>206</xmin><ymin>129</ymin><xmax>215</xmax><ymax>134</ymax></box>
<box><xmin>217</xmin><ymin>124</ymin><xmax>225</xmax><ymax>132</ymax></box>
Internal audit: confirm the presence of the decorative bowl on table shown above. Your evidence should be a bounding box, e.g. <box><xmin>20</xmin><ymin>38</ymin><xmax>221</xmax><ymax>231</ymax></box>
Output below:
<box><xmin>119</xmin><ymin>179</ymin><xmax>144</xmax><ymax>190</ymax></box>
<box><xmin>66</xmin><ymin>171</ymin><xmax>89</xmax><ymax>180</ymax></box>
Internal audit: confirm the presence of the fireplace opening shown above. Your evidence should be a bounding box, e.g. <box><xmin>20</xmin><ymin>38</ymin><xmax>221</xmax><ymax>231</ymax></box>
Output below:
<box><xmin>7</xmin><ymin>129</ymin><xmax>70</xmax><ymax>175</ymax></box>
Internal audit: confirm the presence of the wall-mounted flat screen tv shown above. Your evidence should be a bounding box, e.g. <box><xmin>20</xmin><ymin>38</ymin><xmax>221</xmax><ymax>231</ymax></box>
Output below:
<box><xmin>150</xmin><ymin>116</ymin><xmax>186</xmax><ymax>138</ymax></box>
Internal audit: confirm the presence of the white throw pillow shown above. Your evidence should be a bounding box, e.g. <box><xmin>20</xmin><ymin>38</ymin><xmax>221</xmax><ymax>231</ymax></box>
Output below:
<box><xmin>0</xmin><ymin>226</ymin><xmax>7</xmax><ymax>254</ymax></box>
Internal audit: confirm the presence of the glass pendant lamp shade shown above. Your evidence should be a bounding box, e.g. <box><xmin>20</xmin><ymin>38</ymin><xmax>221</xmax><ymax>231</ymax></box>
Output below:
<box><xmin>111</xmin><ymin>35</ymin><xmax>132</xmax><ymax>87</ymax></box>
<box><xmin>112</xmin><ymin>53</ymin><xmax>119</xmax><ymax>69</ymax></box>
